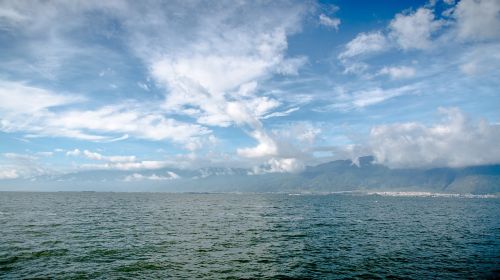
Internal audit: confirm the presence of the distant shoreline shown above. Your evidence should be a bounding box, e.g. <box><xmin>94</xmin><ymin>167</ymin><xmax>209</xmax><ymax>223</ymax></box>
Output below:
<box><xmin>0</xmin><ymin>190</ymin><xmax>497</xmax><ymax>198</ymax></box>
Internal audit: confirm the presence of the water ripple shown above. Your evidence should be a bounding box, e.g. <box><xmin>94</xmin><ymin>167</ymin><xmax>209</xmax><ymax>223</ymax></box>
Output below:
<box><xmin>0</xmin><ymin>192</ymin><xmax>498</xmax><ymax>279</ymax></box>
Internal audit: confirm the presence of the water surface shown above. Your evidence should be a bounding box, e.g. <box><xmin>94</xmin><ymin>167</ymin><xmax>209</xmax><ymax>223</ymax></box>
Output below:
<box><xmin>0</xmin><ymin>192</ymin><xmax>498</xmax><ymax>279</ymax></box>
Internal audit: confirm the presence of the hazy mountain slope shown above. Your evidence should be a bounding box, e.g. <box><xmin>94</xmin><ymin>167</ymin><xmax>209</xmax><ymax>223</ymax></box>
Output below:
<box><xmin>1</xmin><ymin>156</ymin><xmax>499</xmax><ymax>194</ymax></box>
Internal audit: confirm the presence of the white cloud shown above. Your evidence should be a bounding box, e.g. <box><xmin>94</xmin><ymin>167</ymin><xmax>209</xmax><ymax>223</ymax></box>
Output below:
<box><xmin>133</xmin><ymin>2</ymin><xmax>309</xmax><ymax>163</ymax></box>
<box><xmin>49</xmin><ymin>105</ymin><xmax>210</xmax><ymax>145</ymax></box>
<box><xmin>389</xmin><ymin>8</ymin><xmax>443</xmax><ymax>50</ymax></box>
<box><xmin>337</xmin><ymin>1</ymin><xmax>500</xmax><ymax>78</ymax></box>
<box><xmin>275</xmin><ymin>56</ymin><xmax>308</xmax><ymax>75</ymax></box>
<box><xmin>332</xmin><ymin>85</ymin><xmax>418</xmax><ymax>110</ymax></box>
<box><xmin>153</xmin><ymin>54</ymin><xmax>274</xmax><ymax>98</ymax></box>
<box><xmin>252</xmin><ymin>158</ymin><xmax>305</xmax><ymax>174</ymax></box>
<box><xmin>0</xmin><ymin>1</ymin><xmax>313</xmax><ymax>170</ymax></box>
<box><xmin>0</xmin><ymin>168</ymin><xmax>18</xmax><ymax>180</ymax></box>
<box><xmin>244</xmin><ymin>122</ymin><xmax>322</xmax><ymax>173</ymax></box>
<box><xmin>0</xmin><ymin>152</ymin><xmax>50</xmax><ymax>179</ymax></box>
<box><xmin>102</xmin><ymin>134</ymin><xmax>130</xmax><ymax>143</ymax></box>
<box><xmin>341</xmin><ymin>61</ymin><xmax>369</xmax><ymax>75</ymax></box>
<box><xmin>452</xmin><ymin>0</ymin><xmax>500</xmax><ymax>42</ymax></box>
<box><xmin>0</xmin><ymin>1</ymin><xmax>127</xmax><ymax>79</ymax></box>
<box><xmin>3</xmin><ymin>153</ymin><xmax>37</xmax><ymax>161</ymax></box>
<box><xmin>152</xmin><ymin>48</ymin><xmax>293</xmax><ymax>129</ymax></box>
<box><xmin>0</xmin><ymin>81</ymin><xmax>81</xmax><ymax>114</ymax></box>
<box><xmin>456</xmin><ymin>42</ymin><xmax>500</xmax><ymax>76</ymax></box>
<box><xmin>124</xmin><ymin>171</ymin><xmax>180</xmax><ymax>182</ymax></box>
<box><xmin>262</xmin><ymin>107</ymin><xmax>300</xmax><ymax>119</ymax></box>
<box><xmin>79</xmin><ymin>150</ymin><xmax>136</xmax><ymax>163</ymax></box>
<box><xmin>339</xmin><ymin>32</ymin><xmax>388</xmax><ymax>59</ymax></box>
<box><xmin>0</xmin><ymin>82</ymin><xmax>211</xmax><ymax>148</ymax></box>
<box><xmin>319</xmin><ymin>14</ymin><xmax>341</xmax><ymax>30</ymax></box>
<box><xmin>338</xmin><ymin>31</ymin><xmax>390</xmax><ymax>75</ymax></box>
<box><xmin>323</xmin><ymin>144</ymin><xmax>372</xmax><ymax>167</ymax></box>
<box><xmin>81</xmin><ymin>160</ymin><xmax>170</xmax><ymax>171</ymax></box>
<box><xmin>66</xmin><ymin>150</ymin><xmax>182</xmax><ymax>171</ymax></box>
<box><xmin>63</xmin><ymin>148</ymin><xmax>174</xmax><ymax>171</ymax></box>
<box><xmin>237</xmin><ymin>129</ymin><xmax>278</xmax><ymax>158</ymax></box>
<box><xmin>370</xmin><ymin>108</ymin><xmax>500</xmax><ymax>168</ymax></box>
<box><xmin>82</xmin><ymin>150</ymin><xmax>103</xmax><ymax>161</ymax></box>
<box><xmin>272</xmin><ymin>122</ymin><xmax>322</xmax><ymax>148</ymax></box>
<box><xmin>66</xmin><ymin>149</ymin><xmax>81</xmax><ymax>156</ymax></box>
<box><xmin>141</xmin><ymin>2</ymin><xmax>307</xmax><ymax>132</ymax></box>
<box><xmin>379</xmin><ymin>66</ymin><xmax>416</xmax><ymax>79</ymax></box>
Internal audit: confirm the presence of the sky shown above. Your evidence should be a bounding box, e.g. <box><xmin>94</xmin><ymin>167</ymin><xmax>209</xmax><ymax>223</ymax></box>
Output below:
<box><xmin>0</xmin><ymin>0</ymin><xmax>500</xmax><ymax>182</ymax></box>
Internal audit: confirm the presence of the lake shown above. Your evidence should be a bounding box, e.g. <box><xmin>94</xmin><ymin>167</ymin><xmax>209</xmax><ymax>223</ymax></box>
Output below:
<box><xmin>0</xmin><ymin>192</ymin><xmax>498</xmax><ymax>279</ymax></box>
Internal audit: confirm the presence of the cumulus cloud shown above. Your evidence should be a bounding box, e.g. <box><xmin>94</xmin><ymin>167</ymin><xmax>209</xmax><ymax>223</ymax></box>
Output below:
<box><xmin>251</xmin><ymin>158</ymin><xmax>305</xmax><ymax>174</ymax></box>
<box><xmin>452</xmin><ymin>0</ymin><xmax>500</xmax><ymax>42</ymax></box>
<box><xmin>339</xmin><ymin>32</ymin><xmax>388</xmax><ymax>59</ymax></box>
<box><xmin>370</xmin><ymin>108</ymin><xmax>500</xmax><ymax>168</ymax></box>
<box><xmin>336</xmin><ymin>0</ymin><xmax>500</xmax><ymax>82</ymax></box>
<box><xmin>66</xmin><ymin>149</ymin><xmax>81</xmax><ymax>156</ymax></box>
<box><xmin>246</xmin><ymin>122</ymin><xmax>322</xmax><ymax>173</ymax></box>
<box><xmin>235</xmin><ymin>121</ymin><xmax>322</xmax><ymax>173</ymax></box>
<box><xmin>237</xmin><ymin>129</ymin><xmax>278</xmax><ymax>158</ymax></box>
<box><xmin>389</xmin><ymin>8</ymin><xmax>443</xmax><ymax>50</ymax></box>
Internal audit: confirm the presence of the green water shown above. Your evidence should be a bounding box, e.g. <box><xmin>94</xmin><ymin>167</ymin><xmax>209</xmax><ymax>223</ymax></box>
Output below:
<box><xmin>0</xmin><ymin>192</ymin><xmax>498</xmax><ymax>279</ymax></box>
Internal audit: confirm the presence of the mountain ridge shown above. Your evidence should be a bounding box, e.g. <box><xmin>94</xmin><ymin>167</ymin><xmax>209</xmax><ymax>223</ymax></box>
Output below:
<box><xmin>1</xmin><ymin>156</ymin><xmax>499</xmax><ymax>194</ymax></box>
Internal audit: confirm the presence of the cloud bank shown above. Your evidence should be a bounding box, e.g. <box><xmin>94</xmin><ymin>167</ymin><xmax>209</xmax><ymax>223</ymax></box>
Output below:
<box><xmin>370</xmin><ymin>108</ymin><xmax>500</xmax><ymax>168</ymax></box>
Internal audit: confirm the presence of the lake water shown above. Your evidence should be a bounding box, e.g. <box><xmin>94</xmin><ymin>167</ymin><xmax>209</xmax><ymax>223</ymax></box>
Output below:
<box><xmin>0</xmin><ymin>192</ymin><xmax>499</xmax><ymax>279</ymax></box>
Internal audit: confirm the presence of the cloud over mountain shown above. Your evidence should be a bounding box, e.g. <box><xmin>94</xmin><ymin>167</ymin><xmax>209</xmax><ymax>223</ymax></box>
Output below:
<box><xmin>370</xmin><ymin>108</ymin><xmax>500</xmax><ymax>168</ymax></box>
<box><xmin>0</xmin><ymin>0</ymin><xmax>499</xmax><ymax>187</ymax></box>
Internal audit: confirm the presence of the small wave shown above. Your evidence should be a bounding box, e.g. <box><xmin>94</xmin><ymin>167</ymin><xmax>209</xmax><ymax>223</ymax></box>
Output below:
<box><xmin>115</xmin><ymin>261</ymin><xmax>167</xmax><ymax>272</ymax></box>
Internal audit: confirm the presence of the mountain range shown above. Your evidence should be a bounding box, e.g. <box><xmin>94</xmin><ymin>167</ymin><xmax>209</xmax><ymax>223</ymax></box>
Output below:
<box><xmin>2</xmin><ymin>156</ymin><xmax>499</xmax><ymax>194</ymax></box>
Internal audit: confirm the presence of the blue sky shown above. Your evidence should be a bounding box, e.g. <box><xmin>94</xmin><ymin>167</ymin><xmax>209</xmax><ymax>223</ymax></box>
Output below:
<box><xmin>0</xmin><ymin>0</ymin><xmax>500</xmax><ymax>180</ymax></box>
